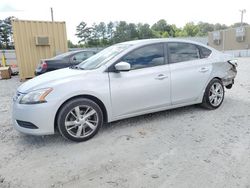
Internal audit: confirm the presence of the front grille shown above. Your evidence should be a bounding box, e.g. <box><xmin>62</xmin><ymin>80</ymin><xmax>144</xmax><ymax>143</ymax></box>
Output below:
<box><xmin>16</xmin><ymin>120</ymin><xmax>38</xmax><ymax>129</ymax></box>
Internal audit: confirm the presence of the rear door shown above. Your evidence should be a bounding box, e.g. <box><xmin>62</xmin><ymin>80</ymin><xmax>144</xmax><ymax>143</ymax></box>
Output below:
<box><xmin>109</xmin><ymin>43</ymin><xmax>171</xmax><ymax>118</ymax></box>
<box><xmin>168</xmin><ymin>42</ymin><xmax>212</xmax><ymax>104</ymax></box>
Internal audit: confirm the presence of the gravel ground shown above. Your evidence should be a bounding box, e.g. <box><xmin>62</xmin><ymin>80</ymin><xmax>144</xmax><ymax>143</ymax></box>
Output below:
<box><xmin>0</xmin><ymin>58</ymin><xmax>250</xmax><ymax>188</ymax></box>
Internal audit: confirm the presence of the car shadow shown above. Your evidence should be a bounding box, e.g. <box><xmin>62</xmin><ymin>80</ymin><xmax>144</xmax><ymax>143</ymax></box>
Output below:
<box><xmin>17</xmin><ymin>132</ymin><xmax>71</xmax><ymax>147</ymax></box>
<box><xmin>101</xmin><ymin>104</ymin><xmax>205</xmax><ymax>132</ymax></box>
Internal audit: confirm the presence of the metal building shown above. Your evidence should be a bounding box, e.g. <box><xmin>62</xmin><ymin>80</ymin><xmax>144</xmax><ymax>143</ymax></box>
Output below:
<box><xmin>12</xmin><ymin>20</ymin><xmax>68</xmax><ymax>80</ymax></box>
<box><xmin>208</xmin><ymin>26</ymin><xmax>250</xmax><ymax>52</ymax></box>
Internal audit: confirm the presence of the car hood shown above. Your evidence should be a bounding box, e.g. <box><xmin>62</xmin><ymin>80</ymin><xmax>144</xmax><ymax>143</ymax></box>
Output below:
<box><xmin>18</xmin><ymin>68</ymin><xmax>88</xmax><ymax>93</ymax></box>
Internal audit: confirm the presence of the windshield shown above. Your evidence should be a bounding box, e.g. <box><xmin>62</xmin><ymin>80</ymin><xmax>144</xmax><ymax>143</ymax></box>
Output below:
<box><xmin>51</xmin><ymin>51</ymin><xmax>75</xmax><ymax>60</ymax></box>
<box><xmin>78</xmin><ymin>44</ymin><xmax>132</xmax><ymax>70</ymax></box>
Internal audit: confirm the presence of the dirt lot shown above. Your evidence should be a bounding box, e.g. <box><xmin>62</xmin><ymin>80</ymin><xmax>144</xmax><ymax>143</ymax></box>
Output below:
<box><xmin>0</xmin><ymin>58</ymin><xmax>250</xmax><ymax>188</ymax></box>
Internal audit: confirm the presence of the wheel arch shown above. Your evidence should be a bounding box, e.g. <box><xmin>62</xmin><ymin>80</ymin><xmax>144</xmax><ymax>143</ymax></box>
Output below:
<box><xmin>213</xmin><ymin>77</ymin><xmax>222</xmax><ymax>81</ymax></box>
<box><xmin>54</xmin><ymin>95</ymin><xmax>108</xmax><ymax>132</ymax></box>
<box><xmin>200</xmin><ymin>76</ymin><xmax>223</xmax><ymax>101</ymax></box>
<box><xmin>201</xmin><ymin>77</ymin><xmax>224</xmax><ymax>109</ymax></box>
<box><xmin>204</xmin><ymin>77</ymin><xmax>223</xmax><ymax>91</ymax></box>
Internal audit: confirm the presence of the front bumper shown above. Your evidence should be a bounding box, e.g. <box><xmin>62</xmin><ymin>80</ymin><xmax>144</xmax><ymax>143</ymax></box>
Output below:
<box><xmin>12</xmin><ymin>100</ymin><xmax>59</xmax><ymax>135</ymax></box>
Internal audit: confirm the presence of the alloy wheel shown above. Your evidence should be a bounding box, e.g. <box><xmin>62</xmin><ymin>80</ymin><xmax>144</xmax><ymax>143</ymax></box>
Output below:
<box><xmin>64</xmin><ymin>105</ymin><xmax>98</xmax><ymax>138</ymax></box>
<box><xmin>209</xmin><ymin>82</ymin><xmax>224</xmax><ymax>107</ymax></box>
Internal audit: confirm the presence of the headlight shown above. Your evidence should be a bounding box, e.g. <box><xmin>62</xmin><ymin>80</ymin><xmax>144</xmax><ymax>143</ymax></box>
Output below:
<box><xmin>19</xmin><ymin>88</ymin><xmax>53</xmax><ymax>104</ymax></box>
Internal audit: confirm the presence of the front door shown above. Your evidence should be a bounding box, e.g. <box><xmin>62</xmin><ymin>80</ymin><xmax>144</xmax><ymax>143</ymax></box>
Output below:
<box><xmin>108</xmin><ymin>43</ymin><xmax>171</xmax><ymax>119</ymax></box>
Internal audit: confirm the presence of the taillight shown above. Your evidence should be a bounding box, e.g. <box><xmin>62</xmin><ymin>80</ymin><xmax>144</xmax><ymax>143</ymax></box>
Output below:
<box><xmin>41</xmin><ymin>62</ymin><xmax>48</xmax><ymax>69</ymax></box>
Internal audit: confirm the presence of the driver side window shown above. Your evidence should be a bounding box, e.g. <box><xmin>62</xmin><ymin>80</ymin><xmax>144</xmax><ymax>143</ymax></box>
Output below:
<box><xmin>120</xmin><ymin>44</ymin><xmax>165</xmax><ymax>70</ymax></box>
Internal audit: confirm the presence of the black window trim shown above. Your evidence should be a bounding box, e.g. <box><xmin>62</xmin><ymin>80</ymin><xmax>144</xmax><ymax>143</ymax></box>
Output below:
<box><xmin>107</xmin><ymin>42</ymin><xmax>168</xmax><ymax>72</ymax></box>
<box><xmin>196</xmin><ymin>45</ymin><xmax>212</xmax><ymax>59</ymax></box>
<box><xmin>166</xmin><ymin>42</ymin><xmax>202</xmax><ymax>64</ymax></box>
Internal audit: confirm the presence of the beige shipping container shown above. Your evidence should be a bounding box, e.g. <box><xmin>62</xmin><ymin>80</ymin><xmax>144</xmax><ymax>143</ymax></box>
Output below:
<box><xmin>12</xmin><ymin>20</ymin><xmax>68</xmax><ymax>80</ymax></box>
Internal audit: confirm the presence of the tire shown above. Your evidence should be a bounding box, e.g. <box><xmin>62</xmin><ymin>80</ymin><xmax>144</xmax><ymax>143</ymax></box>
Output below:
<box><xmin>57</xmin><ymin>98</ymin><xmax>103</xmax><ymax>142</ymax></box>
<box><xmin>201</xmin><ymin>78</ymin><xmax>224</xmax><ymax>110</ymax></box>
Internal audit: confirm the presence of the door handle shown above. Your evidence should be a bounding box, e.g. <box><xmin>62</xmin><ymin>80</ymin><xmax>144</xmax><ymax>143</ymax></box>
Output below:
<box><xmin>199</xmin><ymin>67</ymin><xmax>209</xmax><ymax>73</ymax></box>
<box><xmin>155</xmin><ymin>74</ymin><xmax>168</xmax><ymax>80</ymax></box>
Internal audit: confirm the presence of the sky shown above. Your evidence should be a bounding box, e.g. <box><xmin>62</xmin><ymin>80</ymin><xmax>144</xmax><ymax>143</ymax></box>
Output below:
<box><xmin>0</xmin><ymin>0</ymin><xmax>249</xmax><ymax>44</ymax></box>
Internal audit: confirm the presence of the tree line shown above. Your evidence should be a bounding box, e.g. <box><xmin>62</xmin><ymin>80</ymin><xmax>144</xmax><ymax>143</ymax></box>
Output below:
<box><xmin>73</xmin><ymin>19</ymin><xmax>248</xmax><ymax>47</ymax></box>
<box><xmin>0</xmin><ymin>16</ymin><xmax>248</xmax><ymax>49</ymax></box>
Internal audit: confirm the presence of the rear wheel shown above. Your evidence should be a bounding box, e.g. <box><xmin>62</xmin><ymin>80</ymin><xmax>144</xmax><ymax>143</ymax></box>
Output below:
<box><xmin>201</xmin><ymin>78</ymin><xmax>224</xmax><ymax>110</ymax></box>
<box><xmin>57</xmin><ymin>98</ymin><xmax>103</xmax><ymax>142</ymax></box>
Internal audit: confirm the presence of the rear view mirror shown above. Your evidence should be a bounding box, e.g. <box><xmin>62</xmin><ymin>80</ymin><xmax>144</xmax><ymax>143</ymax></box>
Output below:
<box><xmin>115</xmin><ymin>62</ymin><xmax>131</xmax><ymax>71</ymax></box>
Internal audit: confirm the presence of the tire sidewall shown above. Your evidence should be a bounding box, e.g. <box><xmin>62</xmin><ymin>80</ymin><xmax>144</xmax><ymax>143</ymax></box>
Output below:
<box><xmin>57</xmin><ymin>98</ymin><xmax>103</xmax><ymax>142</ymax></box>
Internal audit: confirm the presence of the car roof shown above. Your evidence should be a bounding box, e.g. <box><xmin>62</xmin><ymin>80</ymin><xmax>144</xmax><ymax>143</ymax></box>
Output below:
<box><xmin>118</xmin><ymin>38</ymin><xmax>211</xmax><ymax>49</ymax></box>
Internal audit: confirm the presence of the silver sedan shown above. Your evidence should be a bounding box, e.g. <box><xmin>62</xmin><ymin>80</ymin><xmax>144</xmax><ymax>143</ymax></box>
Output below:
<box><xmin>12</xmin><ymin>39</ymin><xmax>237</xmax><ymax>142</ymax></box>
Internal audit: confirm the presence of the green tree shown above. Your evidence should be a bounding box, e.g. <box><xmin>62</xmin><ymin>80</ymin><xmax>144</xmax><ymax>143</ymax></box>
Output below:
<box><xmin>196</xmin><ymin>22</ymin><xmax>215</xmax><ymax>36</ymax></box>
<box><xmin>113</xmin><ymin>21</ymin><xmax>130</xmax><ymax>43</ymax></box>
<box><xmin>96</xmin><ymin>22</ymin><xmax>108</xmax><ymax>46</ymax></box>
<box><xmin>96</xmin><ymin>22</ymin><xmax>106</xmax><ymax>39</ymax></box>
<box><xmin>168</xmin><ymin>24</ymin><xmax>179</xmax><ymax>37</ymax></box>
<box><xmin>137</xmin><ymin>23</ymin><xmax>153</xmax><ymax>39</ymax></box>
<box><xmin>151</xmin><ymin>19</ymin><xmax>173</xmax><ymax>37</ymax></box>
<box><xmin>230</xmin><ymin>22</ymin><xmax>248</xmax><ymax>28</ymax></box>
<box><xmin>182</xmin><ymin>22</ymin><xmax>199</xmax><ymax>37</ymax></box>
<box><xmin>127</xmin><ymin>23</ymin><xmax>138</xmax><ymax>39</ymax></box>
<box><xmin>67</xmin><ymin>40</ymin><xmax>78</xmax><ymax>48</ymax></box>
<box><xmin>107</xmin><ymin>21</ymin><xmax>114</xmax><ymax>42</ymax></box>
<box><xmin>175</xmin><ymin>29</ymin><xmax>188</xmax><ymax>37</ymax></box>
<box><xmin>88</xmin><ymin>23</ymin><xmax>100</xmax><ymax>46</ymax></box>
<box><xmin>113</xmin><ymin>22</ymin><xmax>138</xmax><ymax>42</ymax></box>
<box><xmin>214</xmin><ymin>23</ymin><xmax>228</xmax><ymax>30</ymax></box>
<box><xmin>0</xmin><ymin>16</ymin><xmax>15</xmax><ymax>49</ymax></box>
<box><xmin>75</xmin><ymin>21</ymin><xmax>92</xmax><ymax>44</ymax></box>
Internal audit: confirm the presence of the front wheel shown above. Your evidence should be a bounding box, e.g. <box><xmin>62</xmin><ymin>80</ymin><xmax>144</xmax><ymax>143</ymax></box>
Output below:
<box><xmin>201</xmin><ymin>78</ymin><xmax>224</xmax><ymax>110</ymax></box>
<box><xmin>57</xmin><ymin>98</ymin><xmax>103</xmax><ymax>142</ymax></box>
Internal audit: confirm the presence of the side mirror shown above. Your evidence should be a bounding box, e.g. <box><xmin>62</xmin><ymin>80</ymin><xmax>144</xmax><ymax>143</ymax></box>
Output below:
<box><xmin>115</xmin><ymin>62</ymin><xmax>131</xmax><ymax>72</ymax></box>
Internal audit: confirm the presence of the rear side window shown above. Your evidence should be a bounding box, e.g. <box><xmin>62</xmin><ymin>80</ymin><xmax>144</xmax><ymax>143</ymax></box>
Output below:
<box><xmin>199</xmin><ymin>46</ymin><xmax>212</xmax><ymax>58</ymax></box>
<box><xmin>121</xmin><ymin>44</ymin><xmax>165</xmax><ymax>70</ymax></box>
<box><xmin>168</xmin><ymin>42</ymin><xmax>200</xmax><ymax>64</ymax></box>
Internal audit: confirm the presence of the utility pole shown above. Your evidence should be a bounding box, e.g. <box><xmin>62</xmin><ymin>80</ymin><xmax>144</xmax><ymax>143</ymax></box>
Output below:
<box><xmin>50</xmin><ymin>7</ymin><xmax>56</xmax><ymax>56</ymax></box>
<box><xmin>51</xmin><ymin>7</ymin><xmax>54</xmax><ymax>22</ymax></box>
<box><xmin>239</xmin><ymin>9</ymin><xmax>246</xmax><ymax>27</ymax></box>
